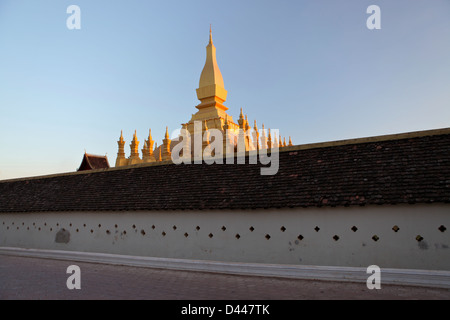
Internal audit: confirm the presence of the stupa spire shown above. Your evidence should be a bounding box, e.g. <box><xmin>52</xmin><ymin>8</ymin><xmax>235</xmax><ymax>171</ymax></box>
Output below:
<box><xmin>115</xmin><ymin>130</ymin><xmax>126</xmax><ymax>167</ymax></box>
<box><xmin>209</xmin><ymin>24</ymin><xmax>213</xmax><ymax>44</ymax></box>
<box><xmin>199</xmin><ymin>26</ymin><xmax>224</xmax><ymax>89</ymax></box>
<box><xmin>129</xmin><ymin>130</ymin><xmax>141</xmax><ymax>165</ymax></box>
<box><xmin>195</xmin><ymin>26</ymin><xmax>228</xmax><ymax>114</ymax></box>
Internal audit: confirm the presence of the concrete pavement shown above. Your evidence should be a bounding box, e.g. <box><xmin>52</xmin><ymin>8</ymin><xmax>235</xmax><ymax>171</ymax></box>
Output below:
<box><xmin>0</xmin><ymin>255</ymin><xmax>449</xmax><ymax>300</ymax></box>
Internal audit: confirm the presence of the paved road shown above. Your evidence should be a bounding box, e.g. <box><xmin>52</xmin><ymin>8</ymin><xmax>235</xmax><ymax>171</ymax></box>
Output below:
<box><xmin>0</xmin><ymin>255</ymin><xmax>449</xmax><ymax>300</ymax></box>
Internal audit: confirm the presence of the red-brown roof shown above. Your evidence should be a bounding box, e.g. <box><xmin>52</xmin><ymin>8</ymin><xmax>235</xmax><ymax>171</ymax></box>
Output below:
<box><xmin>77</xmin><ymin>153</ymin><xmax>110</xmax><ymax>171</ymax></box>
<box><xmin>0</xmin><ymin>129</ymin><xmax>449</xmax><ymax>213</ymax></box>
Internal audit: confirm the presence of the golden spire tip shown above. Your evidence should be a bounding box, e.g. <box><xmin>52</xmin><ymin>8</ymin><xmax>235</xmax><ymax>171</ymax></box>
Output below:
<box><xmin>209</xmin><ymin>24</ymin><xmax>213</xmax><ymax>44</ymax></box>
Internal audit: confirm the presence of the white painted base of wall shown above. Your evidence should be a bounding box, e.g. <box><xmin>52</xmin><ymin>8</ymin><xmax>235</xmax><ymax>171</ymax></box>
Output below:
<box><xmin>1</xmin><ymin>246</ymin><xmax>449</xmax><ymax>289</ymax></box>
<box><xmin>1</xmin><ymin>205</ymin><xmax>449</xmax><ymax>271</ymax></box>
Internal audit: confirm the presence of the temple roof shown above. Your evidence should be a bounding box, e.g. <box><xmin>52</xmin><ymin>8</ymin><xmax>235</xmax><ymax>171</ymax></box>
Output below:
<box><xmin>1</xmin><ymin>128</ymin><xmax>449</xmax><ymax>213</ymax></box>
<box><xmin>77</xmin><ymin>153</ymin><xmax>110</xmax><ymax>172</ymax></box>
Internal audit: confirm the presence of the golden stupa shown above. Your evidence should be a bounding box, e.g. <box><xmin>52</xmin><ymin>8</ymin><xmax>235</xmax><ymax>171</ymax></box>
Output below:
<box><xmin>115</xmin><ymin>27</ymin><xmax>292</xmax><ymax>167</ymax></box>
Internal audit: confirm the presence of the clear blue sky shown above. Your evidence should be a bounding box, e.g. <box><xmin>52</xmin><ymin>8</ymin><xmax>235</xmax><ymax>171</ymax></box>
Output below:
<box><xmin>1</xmin><ymin>0</ymin><xmax>449</xmax><ymax>180</ymax></box>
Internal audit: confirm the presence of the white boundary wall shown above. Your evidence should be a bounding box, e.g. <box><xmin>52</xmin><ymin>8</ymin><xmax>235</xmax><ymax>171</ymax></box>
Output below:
<box><xmin>1</xmin><ymin>204</ymin><xmax>449</xmax><ymax>271</ymax></box>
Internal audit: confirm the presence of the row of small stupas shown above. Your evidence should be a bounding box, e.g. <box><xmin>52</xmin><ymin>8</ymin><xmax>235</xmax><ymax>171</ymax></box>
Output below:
<box><xmin>115</xmin><ymin>118</ymin><xmax>294</xmax><ymax>166</ymax></box>
<box><xmin>115</xmin><ymin>27</ymin><xmax>292</xmax><ymax>167</ymax></box>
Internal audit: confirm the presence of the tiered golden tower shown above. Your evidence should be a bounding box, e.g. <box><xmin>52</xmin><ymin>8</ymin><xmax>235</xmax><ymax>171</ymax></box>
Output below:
<box><xmin>115</xmin><ymin>28</ymin><xmax>292</xmax><ymax>167</ymax></box>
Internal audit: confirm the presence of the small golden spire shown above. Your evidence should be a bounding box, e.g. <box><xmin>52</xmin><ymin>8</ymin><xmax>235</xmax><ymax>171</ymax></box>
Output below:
<box><xmin>253</xmin><ymin>120</ymin><xmax>259</xmax><ymax>150</ymax></box>
<box><xmin>147</xmin><ymin>129</ymin><xmax>154</xmax><ymax>157</ymax></box>
<box><xmin>165</xmin><ymin>126</ymin><xmax>169</xmax><ymax>139</ymax></box>
<box><xmin>223</xmin><ymin>115</ymin><xmax>229</xmax><ymax>130</ymax></box>
<box><xmin>209</xmin><ymin>24</ymin><xmax>213</xmax><ymax>44</ymax></box>
<box><xmin>129</xmin><ymin>130</ymin><xmax>140</xmax><ymax>162</ymax></box>
<box><xmin>162</xmin><ymin>127</ymin><xmax>172</xmax><ymax>161</ymax></box>
<box><xmin>283</xmin><ymin>137</ymin><xmax>287</xmax><ymax>147</ymax></box>
<box><xmin>238</xmin><ymin>109</ymin><xmax>245</xmax><ymax>129</ymax></box>
<box><xmin>288</xmin><ymin>136</ymin><xmax>293</xmax><ymax>147</ymax></box>
<box><xmin>158</xmin><ymin>147</ymin><xmax>162</xmax><ymax>162</ymax></box>
<box><xmin>116</xmin><ymin>130</ymin><xmax>126</xmax><ymax>167</ymax></box>
<box><xmin>204</xmin><ymin>120</ymin><xmax>210</xmax><ymax>146</ymax></box>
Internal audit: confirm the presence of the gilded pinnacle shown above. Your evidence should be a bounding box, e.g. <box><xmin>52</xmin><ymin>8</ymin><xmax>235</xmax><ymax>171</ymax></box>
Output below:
<box><xmin>198</xmin><ymin>27</ymin><xmax>225</xmax><ymax>89</ymax></box>
<box><xmin>209</xmin><ymin>24</ymin><xmax>213</xmax><ymax>44</ymax></box>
